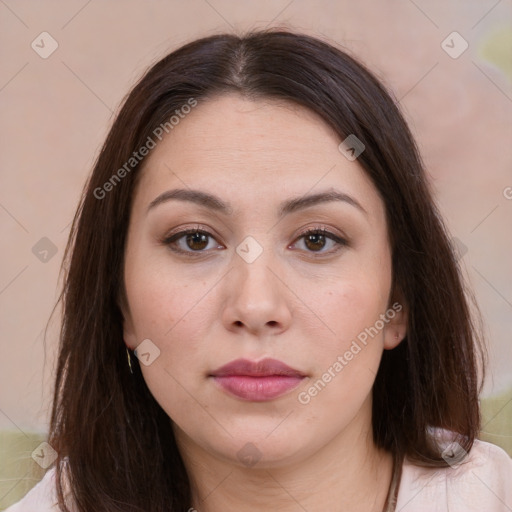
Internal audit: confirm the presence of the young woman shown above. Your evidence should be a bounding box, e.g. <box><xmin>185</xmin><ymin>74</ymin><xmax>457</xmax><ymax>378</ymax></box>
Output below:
<box><xmin>6</xmin><ymin>28</ymin><xmax>511</xmax><ymax>512</ymax></box>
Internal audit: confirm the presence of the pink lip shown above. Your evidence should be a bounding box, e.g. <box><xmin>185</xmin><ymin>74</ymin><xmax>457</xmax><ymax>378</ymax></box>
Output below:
<box><xmin>210</xmin><ymin>358</ymin><xmax>306</xmax><ymax>401</ymax></box>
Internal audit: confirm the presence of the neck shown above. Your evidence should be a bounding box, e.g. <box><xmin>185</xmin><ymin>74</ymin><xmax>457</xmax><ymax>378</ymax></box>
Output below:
<box><xmin>175</xmin><ymin>401</ymin><xmax>394</xmax><ymax>512</ymax></box>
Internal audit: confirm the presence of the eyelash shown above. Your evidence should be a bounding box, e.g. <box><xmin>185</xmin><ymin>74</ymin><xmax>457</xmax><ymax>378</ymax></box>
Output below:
<box><xmin>161</xmin><ymin>225</ymin><xmax>348</xmax><ymax>258</ymax></box>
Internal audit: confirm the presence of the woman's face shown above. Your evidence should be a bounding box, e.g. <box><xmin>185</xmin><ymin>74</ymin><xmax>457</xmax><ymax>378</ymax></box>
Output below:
<box><xmin>122</xmin><ymin>93</ymin><xmax>406</xmax><ymax>468</ymax></box>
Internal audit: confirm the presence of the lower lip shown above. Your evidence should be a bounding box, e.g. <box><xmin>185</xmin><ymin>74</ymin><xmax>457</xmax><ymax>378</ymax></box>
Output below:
<box><xmin>212</xmin><ymin>375</ymin><xmax>304</xmax><ymax>401</ymax></box>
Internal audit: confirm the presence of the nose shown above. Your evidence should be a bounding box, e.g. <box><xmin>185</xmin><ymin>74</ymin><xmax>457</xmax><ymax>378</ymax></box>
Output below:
<box><xmin>221</xmin><ymin>246</ymin><xmax>293</xmax><ymax>337</ymax></box>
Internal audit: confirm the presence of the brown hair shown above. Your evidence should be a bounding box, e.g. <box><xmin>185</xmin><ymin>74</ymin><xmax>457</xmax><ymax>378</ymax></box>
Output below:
<box><xmin>48</xmin><ymin>28</ymin><xmax>485</xmax><ymax>511</ymax></box>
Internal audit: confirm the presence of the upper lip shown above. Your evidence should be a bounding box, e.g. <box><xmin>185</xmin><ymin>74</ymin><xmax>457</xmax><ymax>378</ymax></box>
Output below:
<box><xmin>210</xmin><ymin>358</ymin><xmax>305</xmax><ymax>377</ymax></box>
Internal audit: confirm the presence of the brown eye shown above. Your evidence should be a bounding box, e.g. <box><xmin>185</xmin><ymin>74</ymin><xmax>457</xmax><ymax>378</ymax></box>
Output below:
<box><xmin>304</xmin><ymin>232</ymin><xmax>327</xmax><ymax>252</ymax></box>
<box><xmin>184</xmin><ymin>231</ymin><xmax>209</xmax><ymax>251</ymax></box>
<box><xmin>163</xmin><ymin>229</ymin><xmax>222</xmax><ymax>255</ymax></box>
<box><xmin>292</xmin><ymin>228</ymin><xmax>347</xmax><ymax>255</ymax></box>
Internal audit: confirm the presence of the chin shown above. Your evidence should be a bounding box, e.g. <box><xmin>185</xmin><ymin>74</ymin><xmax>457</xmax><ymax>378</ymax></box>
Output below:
<box><xmin>193</xmin><ymin>421</ymin><xmax>321</xmax><ymax>470</ymax></box>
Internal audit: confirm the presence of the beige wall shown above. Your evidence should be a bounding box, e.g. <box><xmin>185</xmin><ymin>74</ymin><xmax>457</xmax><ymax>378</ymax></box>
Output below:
<box><xmin>1</xmin><ymin>0</ymin><xmax>511</xmax><ymax>432</ymax></box>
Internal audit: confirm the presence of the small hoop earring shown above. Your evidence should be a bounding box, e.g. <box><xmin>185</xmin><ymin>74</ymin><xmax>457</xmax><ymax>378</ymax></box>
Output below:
<box><xmin>126</xmin><ymin>348</ymin><xmax>134</xmax><ymax>374</ymax></box>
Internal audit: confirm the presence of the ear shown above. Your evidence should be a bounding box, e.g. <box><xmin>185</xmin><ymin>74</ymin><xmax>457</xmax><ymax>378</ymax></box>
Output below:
<box><xmin>118</xmin><ymin>287</ymin><xmax>138</xmax><ymax>350</ymax></box>
<box><xmin>122</xmin><ymin>311</ymin><xmax>138</xmax><ymax>351</ymax></box>
<box><xmin>383</xmin><ymin>288</ymin><xmax>408</xmax><ymax>350</ymax></box>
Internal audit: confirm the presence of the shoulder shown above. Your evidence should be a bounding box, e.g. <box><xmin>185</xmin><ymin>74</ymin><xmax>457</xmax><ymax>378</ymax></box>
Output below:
<box><xmin>3</xmin><ymin>460</ymin><xmax>75</xmax><ymax>512</ymax></box>
<box><xmin>396</xmin><ymin>437</ymin><xmax>512</xmax><ymax>511</ymax></box>
<box><xmin>3</xmin><ymin>467</ymin><xmax>59</xmax><ymax>511</ymax></box>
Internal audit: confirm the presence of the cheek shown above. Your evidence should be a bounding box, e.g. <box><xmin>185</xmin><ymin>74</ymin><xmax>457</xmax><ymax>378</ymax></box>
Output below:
<box><xmin>293</xmin><ymin>269</ymin><xmax>391</xmax><ymax>408</ymax></box>
<box><xmin>125</xmin><ymin>264</ymin><xmax>215</xmax><ymax>424</ymax></box>
<box><xmin>306</xmin><ymin>270</ymin><xmax>391</xmax><ymax>352</ymax></box>
<box><xmin>123</xmin><ymin>251</ymin><xmax>215</xmax><ymax>374</ymax></box>
<box><xmin>125</xmin><ymin>240</ymin><xmax>203</xmax><ymax>333</ymax></box>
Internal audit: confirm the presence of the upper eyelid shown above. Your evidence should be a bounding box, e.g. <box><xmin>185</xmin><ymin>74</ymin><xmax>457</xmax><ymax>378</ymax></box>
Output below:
<box><xmin>163</xmin><ymin>226</ymin><xmax>218</xmax><ymax>242</ymax></box>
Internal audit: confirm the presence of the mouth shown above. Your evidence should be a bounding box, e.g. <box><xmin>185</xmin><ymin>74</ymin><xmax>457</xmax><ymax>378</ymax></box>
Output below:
<box><xmin>209</xmin><ymin>358</ymin><xmax>306</xmax><ymax>401</ymax></box>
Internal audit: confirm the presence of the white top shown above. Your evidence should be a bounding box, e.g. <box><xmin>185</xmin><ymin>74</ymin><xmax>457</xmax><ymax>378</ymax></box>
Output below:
<box><xmin>5</xmin><ymin>439</ymin><xmax>512</xmax><ymax>511</ymax></box>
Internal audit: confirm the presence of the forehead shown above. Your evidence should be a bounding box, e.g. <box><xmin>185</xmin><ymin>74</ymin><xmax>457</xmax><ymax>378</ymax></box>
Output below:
<box><xmin>177</xmin><ymin>93</ymin><xmax>337</xmax><ymax>148</ymax></box>
<box><xmin>134</xmin><ymin>93</ymin><xmax>382</xmax><ymax>217</ymax></box>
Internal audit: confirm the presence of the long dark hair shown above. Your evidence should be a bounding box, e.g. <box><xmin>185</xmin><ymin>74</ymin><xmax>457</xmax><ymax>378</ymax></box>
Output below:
<box><xmin>48</xmin><ymin>28</ymin><xmax>485</xmax><ymax>511</ymax></box>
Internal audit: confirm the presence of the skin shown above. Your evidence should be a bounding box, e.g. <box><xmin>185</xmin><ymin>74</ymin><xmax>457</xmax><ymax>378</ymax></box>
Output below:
<box><xmin>122</xmin><ymin>93</ymin><xmax>408</xmax><ymax>512</ymax></box>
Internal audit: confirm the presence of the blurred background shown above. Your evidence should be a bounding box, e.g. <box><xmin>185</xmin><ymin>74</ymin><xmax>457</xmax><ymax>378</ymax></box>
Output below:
<box><xmin>0</xmin><ymin>0</ymin><xmax>511</xmax><ymax>508</ymax></box>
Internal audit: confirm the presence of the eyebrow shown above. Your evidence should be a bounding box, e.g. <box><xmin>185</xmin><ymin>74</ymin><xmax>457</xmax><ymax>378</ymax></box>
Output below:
<box><xmin>146</xmin><ymin>187</ymin><xmax>367</xmax><ymax>217</ymax></box>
